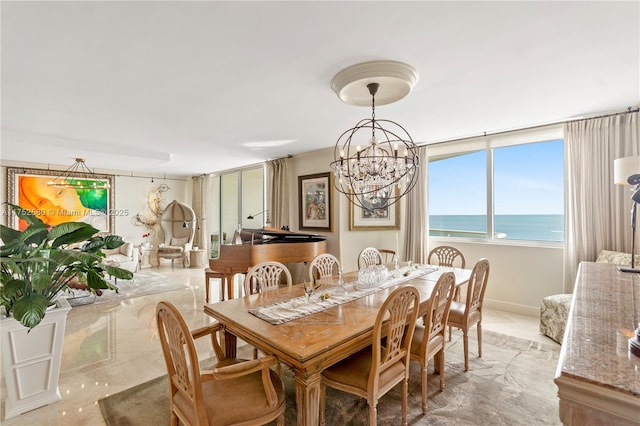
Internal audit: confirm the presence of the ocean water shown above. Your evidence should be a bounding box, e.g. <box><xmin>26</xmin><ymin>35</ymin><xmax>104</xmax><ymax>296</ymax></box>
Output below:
<box><xmin>429</xmin><ymin>214</ymin><xmax>564</xmax><ymax>242</ymax></box>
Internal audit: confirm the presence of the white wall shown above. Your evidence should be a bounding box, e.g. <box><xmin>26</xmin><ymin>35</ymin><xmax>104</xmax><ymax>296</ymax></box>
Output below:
<box><xmin>430</xmin><ymin>239</ymin><xmax>565</xmax><ymax>316</ymax></box>
<box><xmin>112</xmin><ymin>175</ymin><xmax>191</xmax><ymax>246</ymax></box>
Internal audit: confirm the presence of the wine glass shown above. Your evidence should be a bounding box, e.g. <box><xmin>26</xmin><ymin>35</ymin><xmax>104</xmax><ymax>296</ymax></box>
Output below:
<box><xmin>334</xmin><ymin>268</ymin><xmax>346</xmax><ymax>295</ymax></box>
<box><xmin>393</xmin><ymin>254</ymin><xmax>400</xmax><ymax>275</ymax></box>
<box><xmin>304</xmin><ymin>280</ymin><xmax>315</xmax><ymax>303</ymax></box>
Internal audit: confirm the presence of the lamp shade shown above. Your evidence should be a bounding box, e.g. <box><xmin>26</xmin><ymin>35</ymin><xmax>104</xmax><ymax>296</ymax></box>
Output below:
<box><xmin>614</xmin><ymin>155</ymin><xmax>640</xmax><ymax>185</ymax></box>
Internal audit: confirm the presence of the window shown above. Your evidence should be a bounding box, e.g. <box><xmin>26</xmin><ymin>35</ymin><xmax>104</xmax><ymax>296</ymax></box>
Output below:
<box><xmin>429</xmin><ymin>151</ymin><xmax>487</xmax><ymax>238</ymax></box>
<box><xmin>213</xmin><ymin>166</ymin><xmax>265</xmax><ymax>248</ymax></box>
<box><xmin>493</xmin><ymin>141</ymin><xmax>564</xmax><ymax>242</ymax></box>
<box><xmin>428</xmin><ymin>130</ymin><xmax>564</xmax><ymax>243</ymax></box>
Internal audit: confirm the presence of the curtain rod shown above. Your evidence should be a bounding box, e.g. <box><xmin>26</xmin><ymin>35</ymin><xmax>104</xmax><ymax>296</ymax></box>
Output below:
<box><xmin>115</xmin><ymin>171</ymin><xmax>188</xmax><ymax>182</ymax></box>
<box><xmin>420</xmin><ymin>106</ymin><xmax>639</xmax><ymax>148</ymax></box>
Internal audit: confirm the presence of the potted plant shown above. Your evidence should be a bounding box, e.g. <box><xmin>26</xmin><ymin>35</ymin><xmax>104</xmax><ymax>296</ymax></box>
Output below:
<box><xmin>0</xmin><ymin>203</ymin><xmax>133</xmax><ymax>419</ymax></box>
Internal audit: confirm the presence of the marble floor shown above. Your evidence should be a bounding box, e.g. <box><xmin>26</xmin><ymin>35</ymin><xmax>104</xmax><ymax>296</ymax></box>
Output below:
<box><xmin>0</xmin><ymin>265</ymin><xmax>558</xmax><ymax>425</ymax></box>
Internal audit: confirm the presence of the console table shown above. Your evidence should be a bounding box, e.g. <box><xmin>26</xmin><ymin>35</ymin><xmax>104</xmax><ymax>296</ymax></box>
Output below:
<box><xmin>554</xmin><ymin>262</ymin><xmax>640</xmax><ymax>425</ymax></box>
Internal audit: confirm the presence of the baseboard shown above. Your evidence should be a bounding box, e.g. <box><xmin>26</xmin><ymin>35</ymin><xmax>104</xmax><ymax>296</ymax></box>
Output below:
<box><xmin>484</xmin><ymin>298</ymin><xmax>539</xmax><ymax>317</ymax></box>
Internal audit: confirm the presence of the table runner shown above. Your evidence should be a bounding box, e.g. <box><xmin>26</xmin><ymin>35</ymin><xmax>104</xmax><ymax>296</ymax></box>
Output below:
<box><xmin>249</xmin><ymin>266</ymin><xmax>437</xmax><ymax>325</ymax></box>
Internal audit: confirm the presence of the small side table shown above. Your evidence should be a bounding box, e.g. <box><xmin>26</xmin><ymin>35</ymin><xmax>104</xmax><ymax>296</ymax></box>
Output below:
<box><xmin>140</xmin><ymin>245</ymin><xmax>155</xmax><ymax>269</ymax></box>
<box><xmin>189</xmin><ymin>249</ymin><xmax>206</xmax><ymax>269</ymax></box>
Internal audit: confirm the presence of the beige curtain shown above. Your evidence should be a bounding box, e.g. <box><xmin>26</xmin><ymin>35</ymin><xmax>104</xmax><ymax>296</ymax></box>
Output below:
<box><xmin>266</xmin><ymin>158</ymin><xmax>291</xmax><ymax>229</ymax></box>
<box><xmin>192</xmin><ymin>174</ymin><xmax>211</xmax><ymax>256</ymax></box>
<box><xmin>563</xmin><ymin>111</ymin><xmax>639</xmax><ymax>291</ymax></box>
<box><xmin>403</xmin><ymin>146</ymin><xmax>428</xmax><ymax>263</ymax></box>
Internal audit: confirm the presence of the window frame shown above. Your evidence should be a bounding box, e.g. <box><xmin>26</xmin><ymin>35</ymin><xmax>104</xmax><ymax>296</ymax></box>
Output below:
<box><xmin>427</xmin><ymin>125</ymin><xmax>564</xmax><ymax>248</ymax></box>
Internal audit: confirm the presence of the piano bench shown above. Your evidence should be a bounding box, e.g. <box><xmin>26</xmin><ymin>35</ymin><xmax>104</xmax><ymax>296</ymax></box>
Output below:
<box><xmin>205</xmin><ymin>268</ymin><xmax>227</xmax><ymax>302</ymax></box>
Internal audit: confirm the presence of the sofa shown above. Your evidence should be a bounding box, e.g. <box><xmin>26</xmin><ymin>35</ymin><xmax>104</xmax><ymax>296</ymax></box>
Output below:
<box><xmin>102</xmin><ymin>242</ymin><xmax>140</xmax><ymax>273</ymax></box>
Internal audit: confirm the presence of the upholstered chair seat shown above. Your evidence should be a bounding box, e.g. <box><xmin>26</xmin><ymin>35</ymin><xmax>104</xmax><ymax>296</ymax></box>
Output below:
<box><xmin>171</xmin><ymin>364</ymin><xmax>285</xmax><ymax>425</ymax></box>
<box><xmin>448</xmin><ymin>302</ymin><xmax>482</xmax><ymax>329</ymax></box>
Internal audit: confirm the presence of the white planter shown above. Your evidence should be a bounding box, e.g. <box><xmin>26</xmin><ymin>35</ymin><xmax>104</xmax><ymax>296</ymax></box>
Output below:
<box><xmin>1</xmin><ymin>298</ymin><xmax>71</xmax><ymax>420</ymax></box>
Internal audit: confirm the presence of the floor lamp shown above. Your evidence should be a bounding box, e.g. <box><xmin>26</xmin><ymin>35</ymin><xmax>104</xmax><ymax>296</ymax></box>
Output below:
<box><xmin>614</xmin><ymin>155</ymin><xmax>640</xmax><ymax>273</ymax></box>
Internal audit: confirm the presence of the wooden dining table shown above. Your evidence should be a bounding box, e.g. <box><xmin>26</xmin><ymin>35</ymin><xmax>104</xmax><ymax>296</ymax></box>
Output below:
<box><xmin>203</xmin><ymin>266</ymin><xmax>471</xmax><ymax>426</ymax></box>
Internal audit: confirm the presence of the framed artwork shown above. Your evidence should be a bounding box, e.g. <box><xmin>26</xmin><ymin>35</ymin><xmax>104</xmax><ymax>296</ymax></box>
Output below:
<box><xmin>349</xmin><ymin>190</ymin><xmax>400</xmax><ymax>230</ymax></box>
<box><xmin>6</xmin><ymin>167</ymin><xmax>115</xmax><ymax>232</ymax></box>
<box><xmin>298</xmin><ymin>172</ymin><xmax>332</xmax><ymax>231</ymax></box>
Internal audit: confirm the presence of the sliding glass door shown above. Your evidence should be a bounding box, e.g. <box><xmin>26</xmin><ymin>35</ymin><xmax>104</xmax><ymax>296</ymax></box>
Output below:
<box><xmin>216</xmin><ymin>166</ymin><xmax>265</xmax><ymax>247</ymax></box>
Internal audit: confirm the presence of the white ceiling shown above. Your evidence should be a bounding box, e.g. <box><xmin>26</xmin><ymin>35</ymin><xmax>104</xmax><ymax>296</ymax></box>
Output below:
<box><xmin>2</xmin><ymin>1</ymin><xmax>639</xmax><ymax>177</ymax></box>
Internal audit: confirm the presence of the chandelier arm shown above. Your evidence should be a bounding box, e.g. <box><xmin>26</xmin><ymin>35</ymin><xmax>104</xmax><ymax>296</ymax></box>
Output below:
<box><xmin>47</xmin><ymin>158</ymin><xmax>111</xmax><ymax>189</ymax></box>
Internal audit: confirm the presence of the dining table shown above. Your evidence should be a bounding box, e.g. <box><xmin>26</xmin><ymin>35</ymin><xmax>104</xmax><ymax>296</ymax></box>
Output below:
<box><xmin>203</xmin><ymin>264</ymin><xmax>472</xmax><ymax>426</ymax></box>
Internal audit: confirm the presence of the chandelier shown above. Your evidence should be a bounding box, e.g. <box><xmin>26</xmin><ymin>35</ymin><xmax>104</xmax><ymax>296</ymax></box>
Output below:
<box><xmin>47</xmin><ymin>158</ymin><xmax>111</xmax><ymax>189</ymax></box>
<box><xmin>329</xmin><ymin>61</ymin><xmax>420</xmax><ymax>210</ymax></box>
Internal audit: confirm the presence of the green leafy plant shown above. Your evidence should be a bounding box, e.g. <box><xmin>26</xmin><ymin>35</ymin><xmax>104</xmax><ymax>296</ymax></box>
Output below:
<box><xmin>0</xmin><ymin>203</ymin><xmax>133</xmax><ymax>329</ymax></box>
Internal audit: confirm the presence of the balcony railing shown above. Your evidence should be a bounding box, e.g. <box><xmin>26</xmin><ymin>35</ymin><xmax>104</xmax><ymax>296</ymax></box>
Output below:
<box><xmin>429</xmin><ymin>228</ymin><xmax>507</xmax><ymax>239</ymax></box>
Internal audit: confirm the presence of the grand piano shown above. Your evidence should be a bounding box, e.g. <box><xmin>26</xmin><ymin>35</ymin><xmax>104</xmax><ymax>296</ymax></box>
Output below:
<box><xmin>208</xmin><ymin>227</ymin><xmax>327</xmax><ymax>299</ymax></box>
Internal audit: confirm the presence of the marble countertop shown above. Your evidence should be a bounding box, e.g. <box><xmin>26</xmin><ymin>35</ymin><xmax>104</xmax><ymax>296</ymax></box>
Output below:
<box><xmin>558</xmin><ymin>262</ymin><xmax>640</xmax><ymax>397</ymax></box>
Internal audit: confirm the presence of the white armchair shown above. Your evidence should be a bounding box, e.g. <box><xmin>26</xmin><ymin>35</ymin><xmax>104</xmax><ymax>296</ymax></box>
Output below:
<box><xmin>156</xmin><ymin>200</ymin><xmax>196</xmax><ymax>267</ymax></box>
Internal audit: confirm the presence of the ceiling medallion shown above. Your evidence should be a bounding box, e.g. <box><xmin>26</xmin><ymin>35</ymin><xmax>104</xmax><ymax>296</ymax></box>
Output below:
<box><xmin>329</xmin><ymin>60</ymin><xmax>420</xmax><ymax>211</ymax></box>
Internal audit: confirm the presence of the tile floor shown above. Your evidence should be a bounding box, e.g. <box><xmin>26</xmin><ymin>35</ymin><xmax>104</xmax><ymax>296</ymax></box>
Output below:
<box><xmin>0</xmin><ymin>265</ymin><xmax>558</xmax><ymax>425</ymax></box>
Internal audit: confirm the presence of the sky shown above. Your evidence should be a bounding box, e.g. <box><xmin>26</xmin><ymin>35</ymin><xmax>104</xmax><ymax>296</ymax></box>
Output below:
<box><xmin>428</xmin><ymin>139</ymin><xmax>564</xmax><ymax>216</ymax></box>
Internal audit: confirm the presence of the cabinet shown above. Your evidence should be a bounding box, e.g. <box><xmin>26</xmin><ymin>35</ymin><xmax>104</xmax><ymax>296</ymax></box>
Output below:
<box><xmin>554</xmin><ymin>262</ymin><xmax>640</xmax><ymax>425</ymax></box>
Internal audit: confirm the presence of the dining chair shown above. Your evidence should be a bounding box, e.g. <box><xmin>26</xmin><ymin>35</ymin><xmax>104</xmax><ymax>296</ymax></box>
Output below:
<box><xmin>358</xmin><ymin>247</ymin><xmax>383</xmax><ymax>269</ymax></box>
<box><xmin>410</xmin><ymin>271</ymin><xmax>456</xmax><ymax>414</ymax></box>
<box><xmin>244</xmin><ymin>261</ymin><xmax>292</xmax><ymax>296</ymax></box>
<box><xmin>308</xmin><ymin>253</ymin><xmax>341</xmax><ymax>282</ymax></box>
<box><xmin>244</xmin><ymin>261</ymin><xmax>292</xmax><ymax>358</ymax></box>
<box><xmin>446</xmin><ymin>258</ymin><xmax>490</xmax><ymax>371</ymax></box>
<box><xmin>156</xmin><ymin>301</ymin><xmax>285</xmax><ymax>426</ymax></box>
<box><xmin>320</xmin><ymin>286</ymin><xmax>420</xmax><ymax>426</ymax></box>
<box><xmin>428</xmin><ymin>245</ymin><xmax>466</xmax><ymax>302</ymax></box>
<box><xmin>377</xmin><ymin>248</ymin><xmax>397</xmax><ymax>264</ymax></box>
<box><xmin>427</xmin><ymin>246</ymin><xmax>466</xmax><ymax>269</ymax></box>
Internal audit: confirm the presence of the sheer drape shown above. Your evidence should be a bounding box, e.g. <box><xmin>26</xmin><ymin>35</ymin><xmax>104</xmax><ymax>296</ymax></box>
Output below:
<box><xmin>192</xmin><ymin>174</ymin><xmax>211</xmax><ymax>256</ymax></box>
<box><xmin>266</xmin><ymin>158</ymin><xmax>291</xmax><ymax>229</ymax></box>
<box><xmin>563</xmin><ymin>111</ymin><xmax>639</xmax><ymax>291</ymax></box>
<box><xmin>403</xmin><ymin>146</ymin><xmax>428</xmax><ymax>263</ymax></box>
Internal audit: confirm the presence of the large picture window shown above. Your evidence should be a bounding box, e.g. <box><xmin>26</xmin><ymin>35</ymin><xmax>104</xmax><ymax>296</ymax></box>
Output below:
<box><xmin>428</xmin><ymin>130</ymin><xmax>564</xmax><ymax>243</ymax></box>
<box><xmin>429</xmin><ymin>151</ymin><xmax>487</xmax><ymax>238</ymax></box>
